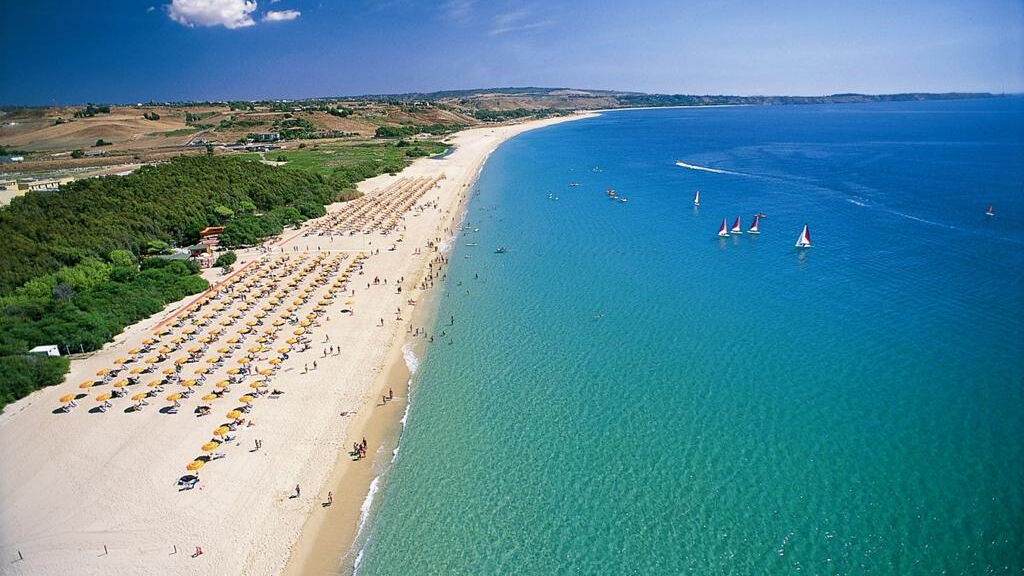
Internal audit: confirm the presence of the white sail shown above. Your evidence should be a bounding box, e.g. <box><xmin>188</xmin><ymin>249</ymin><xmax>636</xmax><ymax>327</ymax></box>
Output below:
<box><xmin>730</xmin><ymin>217</ymin><xmax>742</xmax><ymax>234</ymax></box>
<box><xmin>693</xmin><ymin>191</ymin><xmax>700</xmax><ymax>206</ymax></box>
<box><xmin>795</xmin><ymin>224</ymin><xmax>812</xmax><ymax>248</ymax></box>
<box><xmin>718</xmin><ymin>219</ymin><xmax>730</xmax><ymax>237</ymax></box>
<box><xmin>748</xmin><ymin>214</ymin><xmax>760</xmax><ymax>234</ymax></box>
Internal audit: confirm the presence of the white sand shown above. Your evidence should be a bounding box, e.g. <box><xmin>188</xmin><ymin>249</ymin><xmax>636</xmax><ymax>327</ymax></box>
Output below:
<box><xmin>0</xmin><ymin>113</ymin><xmax>593</xmax><ymax>576</ymax></box>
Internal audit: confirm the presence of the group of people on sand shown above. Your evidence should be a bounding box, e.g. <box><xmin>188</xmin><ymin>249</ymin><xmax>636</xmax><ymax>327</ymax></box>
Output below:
<box><xmin>352</xmin><ymin>436</ymin><xmax>369</xmax><ymax>459</ymax></box>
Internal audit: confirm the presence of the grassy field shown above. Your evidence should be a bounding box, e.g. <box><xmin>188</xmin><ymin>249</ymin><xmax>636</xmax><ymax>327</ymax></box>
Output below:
<box><xmin>238</xmin><ymin>140</ymin><xmax>447</xmax><ymax>175</ymax></box>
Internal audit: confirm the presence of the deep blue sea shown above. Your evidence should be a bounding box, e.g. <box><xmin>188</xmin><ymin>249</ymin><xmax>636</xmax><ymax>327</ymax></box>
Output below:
<box><xmin>356</xmin><ymin>98</ymin><xmax>1024</xmax><ymax>575</ymax></box>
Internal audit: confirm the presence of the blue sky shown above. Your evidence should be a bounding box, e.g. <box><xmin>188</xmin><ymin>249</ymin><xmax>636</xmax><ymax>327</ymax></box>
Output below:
<box><xmin>0</xmin><ymin>0</ymin><xmax>1021</xmax><ymax>105</ymax></box>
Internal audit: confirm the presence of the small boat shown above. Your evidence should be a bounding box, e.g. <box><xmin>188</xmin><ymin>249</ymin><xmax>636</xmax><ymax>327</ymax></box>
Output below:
<box><xmin>569</xmin><ymin>182</ymin><xmax>579</xmax><ymax>187</ymax></box>
<box><xmin>693</xmin><ymin>190</ymin><xmax>700</xmax><ymax>206</ymax></box>
<box><xmin>619</xmin><ymin>197</ymin><xmax>628</xmax><ymax>203</ymax></box>
<box><xmin>986</xmin><ymin>205</ymin><xmax>994</xmax><ymax>216</ymax></box>
<box><xmin>730</xmin><ymin>217</ymin><xmax>743</xmax><ymax>234</ymax></box>
<box><xmin>717</xmin><ymin>219</ymin><xmax>730</xmax><ymax>237</ymax></box>
<box><xmin>592</xmin><ymin>166</ymin><xmax>603</xmax><ymax>173</ymax></box>
<box><xmin>465</xmin><ymin>243</ymin><xmax>478</xmax><ymax>246</ymax></box>
<box><xmin>495</xmin><ymin>247</ymin><xmax>508</xmax><ymax>254</ymax></box>
<box><xmin>795</xmin><ymin>224</ymin><xmax>812</xmax><ymax>248</ymax></box>
<box><xmin>756</xmin><ymin>212</ymin><xmax>767</xmax><ymax>218</ymax></box>
<box><xmin>748</xmin><ymin>214</ymin><xmax>760</xmax><ymax>234</ymax></box>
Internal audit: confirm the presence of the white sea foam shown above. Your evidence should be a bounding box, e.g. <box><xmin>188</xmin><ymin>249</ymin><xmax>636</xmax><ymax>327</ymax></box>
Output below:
<box><xmin>355</xmin><ymin>476</ymin><xmax>380</xmax><ymax>538</ymax></box>
<box><xmin>401</xmin><ymin>343</ymin><xmax>420</xmax><ymax>375</ymax></box>
<box><xmin>675</xmin><ymin>160</ymin><xmax>741</xmax><ymax>175</ymax></box>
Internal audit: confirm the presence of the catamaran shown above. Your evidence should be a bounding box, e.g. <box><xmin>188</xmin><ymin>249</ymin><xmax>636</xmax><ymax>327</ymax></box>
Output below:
<box><xmin>795</xmin><ymin>224</ymin><xmax>812</xmax><ymax>248</ymax></box>
<box><xmin>986</xmin><ymin>205</ymin><xmax>994</xmax><ymax>216</ymax></box>
<box><xmin>730</xmin><ymin>217</ymin><xmax>743</xmax><ymax>234</ymax></box>
<box><xmin>693</xmin><ymin>190</ymin><xmax>700</xmax><ymax>206</ymax></box>
<box><xmin>717</xmin><ymin>219</ymin><xmax>730</xmax><ymax>237</ymax></box>
<box><xmin>748</xmin><ymin>214</ymin><xmax>760</xmax><ymax>234</ymax></box>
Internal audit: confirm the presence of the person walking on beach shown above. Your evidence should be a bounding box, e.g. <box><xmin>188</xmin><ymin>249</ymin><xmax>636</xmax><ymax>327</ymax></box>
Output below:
<box><xmin>327</xmin><ymin>491</ymin><xmax>333</xmax><ymax>507</ymax></box>
<box><xmin>295</xmin><ymin>484</ymin><xmax>301</xmax><ymax>498</ymax></box>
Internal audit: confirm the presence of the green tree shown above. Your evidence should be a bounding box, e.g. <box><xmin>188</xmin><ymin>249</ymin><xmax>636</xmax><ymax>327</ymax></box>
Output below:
<box><xmin>214</xmin><ymin>205</ymin><xmax>235</xmax><ymax>221</ymax></box>
<box><xmin>214</xmin><ymin>251</ymin><xmax>237</xmax><ymax>269</ymax></box>
<box><xmin>109</xmin><ymin>250</ymin><xmax>135</xmax><ymax>268</ymax></box>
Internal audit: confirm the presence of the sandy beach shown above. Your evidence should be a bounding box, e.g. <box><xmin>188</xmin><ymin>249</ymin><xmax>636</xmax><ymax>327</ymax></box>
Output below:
<box><xmin>0</xmin><ymin>113</ymin><xmax>593</xmax><ymax>576</ymax></box>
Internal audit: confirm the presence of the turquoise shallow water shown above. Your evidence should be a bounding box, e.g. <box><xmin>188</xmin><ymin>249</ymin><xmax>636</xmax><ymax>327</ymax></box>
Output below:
<box><xmin>356</xmin><ymin>99</ymin><xmax>1024</xmax><ymax>575</ymax></box>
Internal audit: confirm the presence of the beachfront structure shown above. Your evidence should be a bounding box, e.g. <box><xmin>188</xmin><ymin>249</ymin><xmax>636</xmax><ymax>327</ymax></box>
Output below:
<box><xmin>254</xmin><ymin>132</ymin><xmax>280</xmax><ymax>142</ymax></box>
<box><xmin>29</xmin><ymin>345</ymin><xmax>61</xmax><ymax>357</ymax></box>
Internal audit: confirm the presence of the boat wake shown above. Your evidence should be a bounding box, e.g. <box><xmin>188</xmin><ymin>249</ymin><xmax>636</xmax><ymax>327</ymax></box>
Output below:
<box><xmin>675</xmin><ymin>160</ymin><xmax>743</xmax><ymax>176</ymax></box>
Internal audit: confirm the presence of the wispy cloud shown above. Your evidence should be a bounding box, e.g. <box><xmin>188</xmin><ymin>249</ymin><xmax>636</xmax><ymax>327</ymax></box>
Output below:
<box><xmin>167</xmin><ymin>0</ymin><xmax>258</xmax><ymax>29</ymax></box>
<box><xmin>489</xmin><ymin>9</ymin><xmax>554</xmax><ymax>36</ymax></box>
<box><xmin>439</xmin><ymin>0</ymin><xmax>475</xmax><ymax>26</ymax></box>
<box><xmin>263</xmin><ymin>9</ymin><xmax>300</xmax><ymax>22</ymax></box>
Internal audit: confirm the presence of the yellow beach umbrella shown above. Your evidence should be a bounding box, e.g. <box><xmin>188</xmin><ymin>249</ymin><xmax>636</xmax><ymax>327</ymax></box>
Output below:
<box><xmin>96</xmin><ymin>393</ymin><xmax>112</xmax><ymax>402</ymax></box>
<box><xmin>79</xmin><ymin>381</ymin><xmax>93</xmax><ymax>389</ymax></box>
<box><xmin>182</xmin><ymin>380</ymin><xmax>197</xmax><ymax>388</ymax></box>
<box><xmin>249</xmin><ymin>382</ymin><xmax>264</xmax><ymax>389</ymax></box>
<box><xmin>143</xmin><ymin>338</ymin><xmax>155</xmax><ymax>345</ymax></box>
<box><xmin>131</xmin><ymin>393</ymin><xmax>147</xmax><ymax>401</ymax></box>
<box><xmin>112</xmin><ymin>380</ymin><xmax>128</xmax><ymax>388</ymax></box>
<box><xmin>115</xmin><ymin>357</ymin><xmax>128</xmax><ymax>365</ymax></box>
<box><xmin>162</xmin><ymin>367</ymin><xmax>175</xmax><ymax>375</ymax></box>
<box><xmin>345</xmin><ymin>300</ymin><xmax>355</xmax><ymax>306</ymax></box>
<box><xmin>174</xmin><ymin>357</ymin><xmax>187</xmax><ymax>365</ymax></box>
<box><xmin>258</xmin><ymin>369</ymin><xmax>273</xmax><ymax>376</ymax></box>
<box><xmin>205</xmin><ymin>356</ymin><xmax>220</xmax><ymax>363</ymax></box>
<box><xmin>145</xmin><ymin>356</ymin><xmax>159</xmax><ymax>364</ymax></box>
<box><xmin>166</xmin><ymin>393</ymin><xmax>182</xmax><ymax>402</ymax></box>
<box><xmin>299</xmin><ymin>320</ymin><xmax>311</xmax><ymax>327</ymax></box>
<box><xmin>188</xmin><ymin>347</ymin><xmax>201</xmax><ymax>353</ymax></box>
<box><xmin>147</xmin><ymin>381</ymin><xmax>161</xmax><ymax>388</ymax></box>
<box><xmin>268</xmin><ymin>358</ymin><xmax>281</xmax><ymax>365</ymax></box>
<box><xmin>215</xmin><ymin>381</ymin><xmax>230</xmax><ymax>388</ymax></box>
<box><xmin>201</xmin><ymin>442</ymin><xmax>220</xmax><ymax>452</ymax></box>
<box><xmin>59</xmin><ymin>393</ymin><xmax>76</xmax><ymax>403</ymax></box>
<box><xmin>227</xmin><ymin>337</ymin><xmax>240</xmax><ymax>344</ymax></box>
<box><xmin>202</xmin><ymin>393</ymin><xmax>217</xmax><ymax>401</ymax></box>
<box><xmin>239</xmin><ymin>395</ymin><xmax>254</xmax><ymax>404</ymax></box>
<box><xmin>217</xmin><ymin>347</ymin><xmax>230</xmax><ymax>354</ymax></box>
<box><xmin>186</xmin><ymin>460</ymin><xmax>205</xmax><ymax>471</ymax></box>
<box><xmin>96</xmin><ymin>368</ymin><xmax>109</xmax><ymax>376</ymax></box>
<box><xmin>226</xmin><ymin>410</ymin><xmax>242</xmax><ymax>419</ymax></box>
<box><xmin>277</xmin><ymin>347</ymin><xmax>290</xmax><ymax>354</ymax></box>
<box><xmin>286</xmin><ymin>338</ymin><xmax>298</xmax><ymax>345</ymax></box>
<box><xmin>237</xmin><ymin>357</ymin><xmax>250</xmax><ymax>364</ymax></box>
<box><xmin>130</xmin><ymin>367</ymin><xmax>144</xmax><ymax>374</ymax></box>
<box><xmin>213</xmin><ymin>426</ymin><xmax>230</xmax><ymax>436</ymax></box>
<box><xmin>128</xmin><ymin>347</ymin><xmax>140</xmax><ymax>354</ymax></box>
<box><xmin>194</xmin><ymin>367</ymin><xmax>209</xmax><ymax>375</ymax></box>
<box><xmin>248</xmin><ymin>346</ymin><xmax>262</xmax><ymax>354</ymax></box>
<box><xmin>293</xmin><ymin>328</ymin><xmax>305</xmax><ymax>335</ymax></box>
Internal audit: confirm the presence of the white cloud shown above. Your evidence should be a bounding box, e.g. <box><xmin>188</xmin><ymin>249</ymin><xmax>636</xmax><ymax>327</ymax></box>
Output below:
<box><xmin>167</xmin><ymin>0</ymin><xmax>258</xmax><ymax>29</ymax></box>
<box><xmin>263</xmin><ymin>9</ymin><xmax>301</xmax><ymax>22</ymax></box>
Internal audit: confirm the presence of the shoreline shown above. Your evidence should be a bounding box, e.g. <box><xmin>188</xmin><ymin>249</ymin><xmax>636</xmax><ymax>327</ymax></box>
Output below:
<box><xmin>0</xmin><ymin>112</ymin><xmax>593</xmax><ymax>576</ymax></box>
<box><xmin>280</xmin><ymin>113</ymin><xmax>593</xmax><ymax>575</ymax></box>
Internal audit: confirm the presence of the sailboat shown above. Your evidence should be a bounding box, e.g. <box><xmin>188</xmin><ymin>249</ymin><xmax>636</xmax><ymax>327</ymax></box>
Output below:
<box><xmin>693</xmin><ymin>190</ymin><xmax>700</xmax><ymax>206</ymax></box>
<box><xmin>748</xmin><ymin>214</ymin><xmax>760</xmax><ymax>234</ymax></box>
<box><xmin>717</xmin><ymin>219</ymin><xmax>730</xmax><ymax>237</ymax></box>
<box><xmin>795</xmin><ymin>224</ymin><xmax>812</xmax><ymax>248</ymax></box>
<box><xmin>730</xmin><ymin>217</ymin><xmax>743</xmax><ymax>234</ymax></box>
<box><xmin>986</xmin><ymin>205</ymin><xmax>994</xmax><ymax>216</ymax></box>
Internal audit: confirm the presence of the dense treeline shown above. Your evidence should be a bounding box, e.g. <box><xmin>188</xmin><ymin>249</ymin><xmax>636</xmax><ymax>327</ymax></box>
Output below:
<box><xmin>0</xmin><ymin>155</ymin><xmax>340</xmax><ymax>293</ymax></box>
<box><xmin>470</xmin><ymin>107</ymin><xmax>572</xmax><ymax>122</ymax></box>
<box><xmin>0</xmin><ymin>257</ymin><xmax>208</xmax><ymax>409</ymax></box>
<box><xmin>374</xmin><ymin>123</ymin><xmax>464</xmax><ymax>138</ymax></box>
